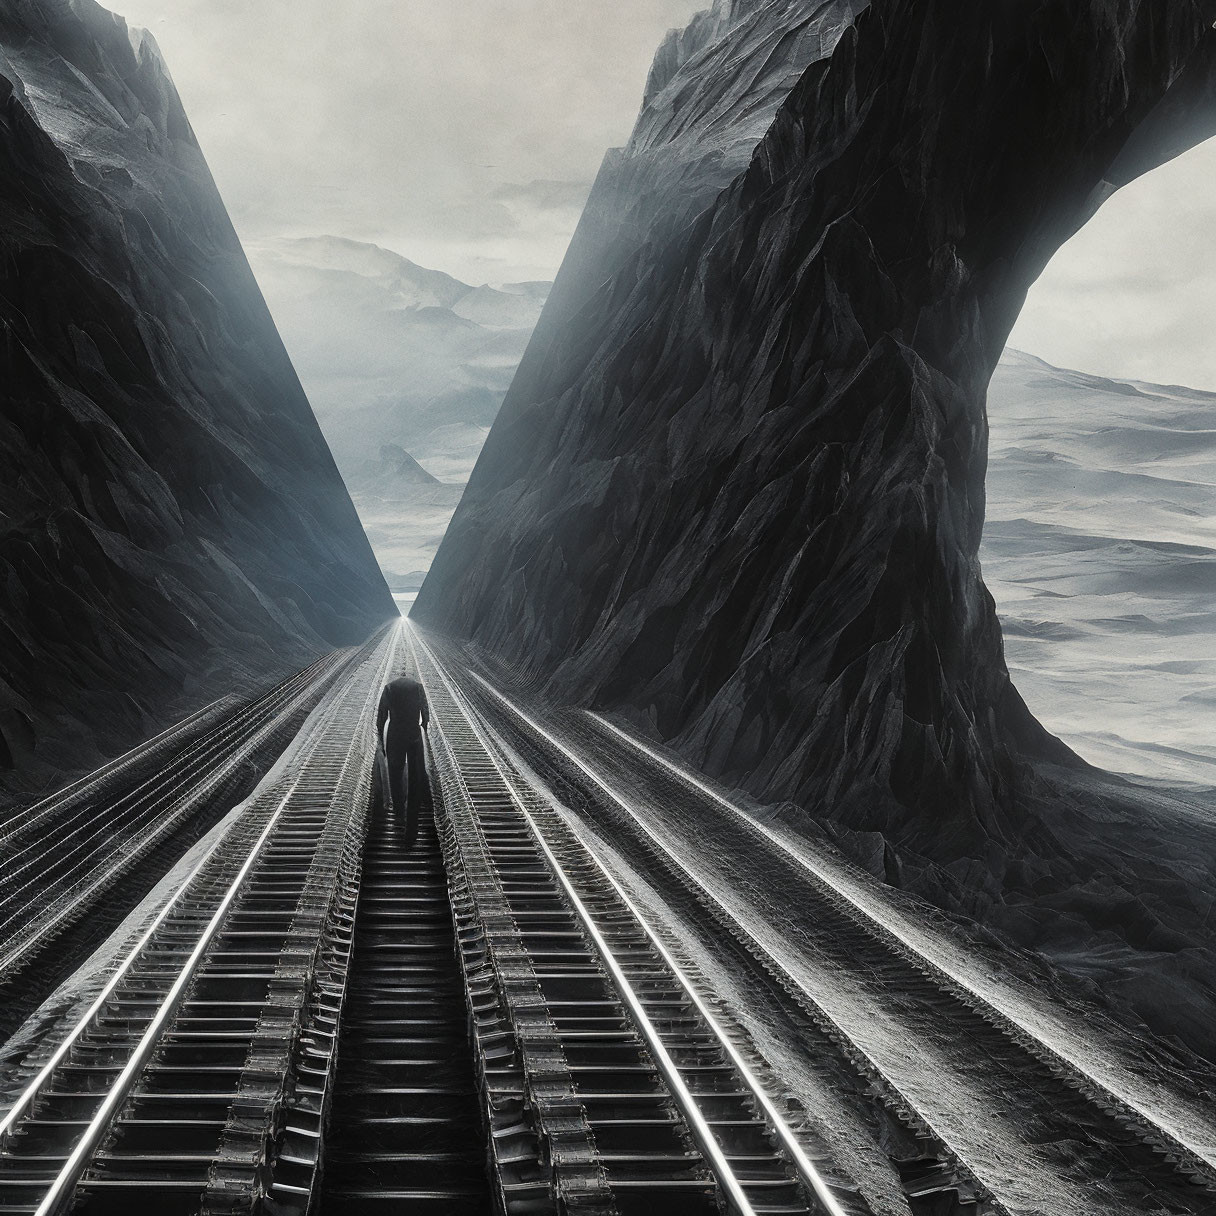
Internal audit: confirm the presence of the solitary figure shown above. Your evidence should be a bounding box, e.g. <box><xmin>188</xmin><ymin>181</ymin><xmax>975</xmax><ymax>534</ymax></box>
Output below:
<box><xmin>376</xmin><ymin>675</ymin><xmax>431</xmax><ymax>832</ymax></box>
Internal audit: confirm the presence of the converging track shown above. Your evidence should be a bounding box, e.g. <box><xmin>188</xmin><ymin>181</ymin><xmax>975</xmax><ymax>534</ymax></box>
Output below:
<box><xmin>409</xmin><ymin>624</ymin><xmax>840</xmax><ymax>1216</ymax></box>
<box><xmin>417</xmin><ymin>624</ymin><xmax>1216</xmax><ymax>1216</ymax></box>
<box><xmin>1</xmin><ymin>617</ymin><xmax>1212</xmax><ymax>1216</ymax></box>
<box><xmin>0</xmin><ymin>628</ymin><xmax>400</xmax><ymax>1214</ymax></box>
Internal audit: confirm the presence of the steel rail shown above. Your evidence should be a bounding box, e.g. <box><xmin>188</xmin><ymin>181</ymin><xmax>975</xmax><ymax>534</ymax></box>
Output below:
<box><xmin>408</xmin><ymin>640</ymin><xmax>617</xmax><ymax>1213</ymax></box>
<box><xmin>523</xmin><ymin>809</ymin><xmax>756</xmax><ymax>1216</ymax></box>
<box><xmin>0</xmin><ymin>843</ymin><xmax>219</xmax><ymax>1147</ymax></box>
<box><xmin>0</xmin><ymin>650</ymin><xmax>339</xmax><ymax>862</ymax></box>
<box><xmin>410</xmin><ymin>622</ymin><xmax>801</xmax><ymax>1216</ymax></box>
<box><xmin>0</xmin><ymin>626</ymin><xmax>401</xmax><ymax>1216</ymax></box>
<box><xmin>0</xmin><ymin>657</ymin><xmax>324</xmax><ymax>929</ymax></box>
<box><xmin>462</xmin><ymin>660</ymin><xmax>1216</xmax><ymax>1205</ymax></box>
<box><xmin>0</xmin><ymin>694</ymin><xmax>238</xmax><ymax>843</ymax></box>
<box><xmin>457</xmin><ymin>663</ymin><xmax>1001</xmax><ymax>1204</ymax></box>
<box><xmin>516</xmin><ymin>779</ymin><xmax>849</xmax><ymax>1216</ymax></box>
<box><xmin>0</xmin><ymin>653</ymin><xmax>348</xmax><ymax>980</ymax></box>
<box><xmin>32</xmin><ymin>761</ymin><xmax>314</xmax><ymax>1216</ymax></box>
<box><xmin>584</xmin><ymin>711</ymin><xmax>1216</xmax><ymax>1177</ymax></box>
<box><xmin>0</xmin><ymin>707</ymin><xmax>302</xmax><ymax>976</ymax></box>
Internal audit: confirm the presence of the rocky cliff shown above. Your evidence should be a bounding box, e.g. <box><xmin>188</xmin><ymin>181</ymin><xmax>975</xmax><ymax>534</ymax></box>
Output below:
<box><xmin>501</xmin><ymin>0</ymin><xmax>866</xmax><ymax>415</ymax></box>
<box><xmin>0</xmin><ymin>0</ymin><xmax>394</xmax><ymax>801</ymax></box>
<box><xmin>417</xmin><ymin>2</ymin><xmax>1216</xmax><ymax>1053</ymax></box>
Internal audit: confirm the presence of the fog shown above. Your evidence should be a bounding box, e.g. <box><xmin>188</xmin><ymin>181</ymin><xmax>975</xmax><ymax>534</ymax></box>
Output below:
<box><xmin>116</xmin><ymin>0</ymin><xmax>703</xmax><ymax>282</ymax></box>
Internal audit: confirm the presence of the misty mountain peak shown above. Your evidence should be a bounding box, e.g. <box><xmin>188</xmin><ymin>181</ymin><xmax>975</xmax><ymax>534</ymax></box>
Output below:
<box><xmin>375</xmin><ymin>443</ymin><xmax>441</xmax><ymax>486</ymax></box>
<box><xmin>256</xmin><ymin>235</ymin><xmax>471</xmax><ymax>311</ymax></box>
<box><xmin>250</xmin><ymin>235</ymin><xmax>551</xmax><ymax>328</ymax></box>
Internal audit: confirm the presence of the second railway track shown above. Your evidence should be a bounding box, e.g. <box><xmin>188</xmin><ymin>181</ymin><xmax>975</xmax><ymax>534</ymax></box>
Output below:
<box><xmin>405</xmin><ymin>623</ymin><xmax>846</xmax><ymax>1216</ymax></box>
<box><xmin>0</xmin><ymin>645</ymin><xmax>361</xmax><ymax>1041</ymax></box>
<box><xmin>417</xmin><ymin>624</ymin><xmax>1216</xmax><ymax>1216</ymax></box>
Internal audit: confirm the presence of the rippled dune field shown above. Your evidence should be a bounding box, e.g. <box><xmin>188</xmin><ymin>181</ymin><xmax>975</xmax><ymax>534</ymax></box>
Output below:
<box><xmin>984</xmin><ymin>349</ymin><xmax>1216</xmax><ymax>786</ymax></box>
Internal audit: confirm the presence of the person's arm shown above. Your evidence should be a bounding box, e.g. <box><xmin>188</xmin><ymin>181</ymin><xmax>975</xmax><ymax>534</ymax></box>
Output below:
<box><xmin>420</xmin><ymin>688</ymin><xmax>430</xmax><ymax>731</ymax></box>
<box><xmin>375</xmin><ymin>687</ymin><xmax>389</xmax><ymax>742</ymax></box>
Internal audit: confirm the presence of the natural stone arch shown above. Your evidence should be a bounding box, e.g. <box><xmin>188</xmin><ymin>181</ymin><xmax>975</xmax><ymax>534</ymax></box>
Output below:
<box><xmin>420</xmin><ymin>1</ymin><xmax>1216</xmax><ymax>843</ymax></box>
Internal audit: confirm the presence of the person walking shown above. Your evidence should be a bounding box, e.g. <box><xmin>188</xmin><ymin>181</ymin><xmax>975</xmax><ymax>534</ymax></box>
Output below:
<box><xmin>375</xmin><ymin>674</ymin><xmax>431</xmax><ymax>840</ymax></box>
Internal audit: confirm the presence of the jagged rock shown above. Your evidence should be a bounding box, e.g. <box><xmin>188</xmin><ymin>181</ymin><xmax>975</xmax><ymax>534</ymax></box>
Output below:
<box><xmin>508</xmin><ymin>0</ymin><xmax>865</xmax><ymax>410</ymax></box>
<box><xmin>0</xmin><ymin>0</ymin><xmax>394</xmax><ymax>802</ymax></box>
<box><xmin>369</xmin><ymin>444</ymin><xmax>442</xmax><ymax>488</ymax></box>
<box><xmin>417</xmin><ymin>2</ymin><xmax>1216</xmax><ymax>1054</ymax></box>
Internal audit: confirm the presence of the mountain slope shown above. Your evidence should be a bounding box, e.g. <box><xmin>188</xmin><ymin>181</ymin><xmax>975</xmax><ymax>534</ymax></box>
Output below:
<box><xmin>500</xmin><ymin>0</ymin><xmax>866</xmax><ymax>419</ymax></box>
<box><xmin>0</xmin><ymin>0</ymin><xmax>394</xmax><ymax>801</ymax></box>
<box><xmin>420</xmin><ymin>0</ymin><xmax>1216</xmax><ymax>838</ymax></box>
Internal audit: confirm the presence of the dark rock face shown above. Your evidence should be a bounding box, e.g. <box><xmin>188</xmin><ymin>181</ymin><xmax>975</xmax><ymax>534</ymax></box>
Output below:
<box><xmin>504</xmin><ymin>0</ymin><xmax>866</xmax><ymax>417</ymax></box>
<box><xmin>418</xmin><ymin>3</ymin><xmax>1216</xmax><ymax>1051</ymax></box>
<box><xmin>0</xmin><ymin>0</ymin><xmax>394</xmax><ymax>801</ymax></box>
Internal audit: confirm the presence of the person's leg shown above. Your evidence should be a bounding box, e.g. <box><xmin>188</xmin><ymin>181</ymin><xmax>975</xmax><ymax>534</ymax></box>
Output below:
<box><xmin>386</xmin><ymin>740</ymin><xmax>407</xmax><ymax>817</ymax></box>
<box><xmin>405</xmin><ymin>736</ymin><xmax>428</xmax><ymax>816</ymax></box>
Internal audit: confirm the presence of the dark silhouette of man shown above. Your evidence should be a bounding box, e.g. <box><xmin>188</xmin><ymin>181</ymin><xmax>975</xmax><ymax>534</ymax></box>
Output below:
<box><xmin>376</xmin><ymin>675</ymin><xmax>430</xmax><ymax>830</ymax></box>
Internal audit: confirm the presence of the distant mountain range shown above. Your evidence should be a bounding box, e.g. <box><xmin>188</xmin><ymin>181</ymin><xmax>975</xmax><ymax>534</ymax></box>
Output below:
<box><xmin>245</xmin><ymin>236</ymin><xmax>551</xmax><ymax>588</ymax></box>
<box><xmin>246</xmin><ymin>235</ymin><xmax>551</xmax><ymax>483</ymax></box>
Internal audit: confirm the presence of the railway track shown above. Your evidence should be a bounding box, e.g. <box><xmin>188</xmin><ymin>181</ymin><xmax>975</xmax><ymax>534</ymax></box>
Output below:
<box><xmin>0</xmin><ymin>627</ymin><xmax>400</xmax><ymax>1215</ymax></box>
<box><xmin>4</xmin><ymin>613</ymin><xmax>1209</xmax><ymax>1215</ymax></box>
<box><xmin>0</xmin><ymin>647</ymin><xmax>355</xmax><ymax>1032</ymax></box>
<box><xmin>312</xmin><ymin>788</ymin><xmax>489</xmax><ymax>1214</ymax></box>
<box><xmin>407</xmin><ymin>624</ymin><xmax>846</xmax><ymax>1216</ymax></box>
<box><xmin>0</xmin><ymin>696</ymin><xmax>244</xmax><ymax>850</ymax></box>
<box><xmin>419</xmin><ymin>625</ymin><xmax>1216</xmax><ymax>1216</ymax></box>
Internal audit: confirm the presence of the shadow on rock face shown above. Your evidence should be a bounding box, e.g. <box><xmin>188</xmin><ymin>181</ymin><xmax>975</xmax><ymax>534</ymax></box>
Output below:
<box><xmin>0</xmin><ymin>2</ymin><xmax>395</xmax><ymax>804</ymax></box>
<box><xmin>415</xmin><ymin>1</ymin><xmax>1216</xmax><ymax>1059</ymax></box>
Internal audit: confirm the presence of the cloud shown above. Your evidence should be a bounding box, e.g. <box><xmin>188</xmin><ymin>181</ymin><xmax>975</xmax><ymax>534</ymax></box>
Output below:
<box><xmin>493</xmin><ymin>178</ymin><xmax>595</xmax><ymax>212</ymax></box>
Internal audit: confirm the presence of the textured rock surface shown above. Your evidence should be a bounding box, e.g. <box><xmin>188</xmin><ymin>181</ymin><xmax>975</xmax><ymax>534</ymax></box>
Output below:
<box><xmin>0</xmin><ymin>0</ymin><xmax>394</xmax><ymax>802</ymax></box>
<box><xmin>505</xmin><ymin>0</ymin><xmax>866</xmax><ymax>413</ymax></box>
<box><xmin>418</xmin><ymin>2</ymin><xmax>1216</xmax><ymax>1054</ymax></box>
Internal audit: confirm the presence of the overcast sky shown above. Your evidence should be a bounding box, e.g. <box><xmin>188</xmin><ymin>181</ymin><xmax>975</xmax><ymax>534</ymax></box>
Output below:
<box><xmin>116</xmin><ymin>1</ymin><xmax>1216</xmax><ymax>389</ymax></box>
<box><xmin>1008</xmin><ymin>138</ymin><xmax>1216</xmax><ymax>392</ymax></box>
<box><xmin>117</xmin><ymin>0</ymin><xmax>703</xmax><ymax>283</ymax></box>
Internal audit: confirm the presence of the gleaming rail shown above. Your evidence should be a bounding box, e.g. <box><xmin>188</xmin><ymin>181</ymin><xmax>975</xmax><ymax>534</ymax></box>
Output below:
<box><xmin>0</xmin><ymin>649</ymin><xmax>354</xmax><ymax>992</ymax></box>
<box><xmin>408</xmin><ymin>622</ymin><xmax>846</xmax><ymax>1216</ymax></box>
<box><xmin>15</xmin><ymin>612</ymin><xmax>1196</xmax><ymax>1215</ymax></box>
<box><xmin>0</xmin><ymin>627</ymin><xmax>400</xmax><ymax>1215</ymax></box>
<box><xmin>431</xmin><ymin>630</ymin><xmax>1216</xmax><ymax>1216</ymax></box>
